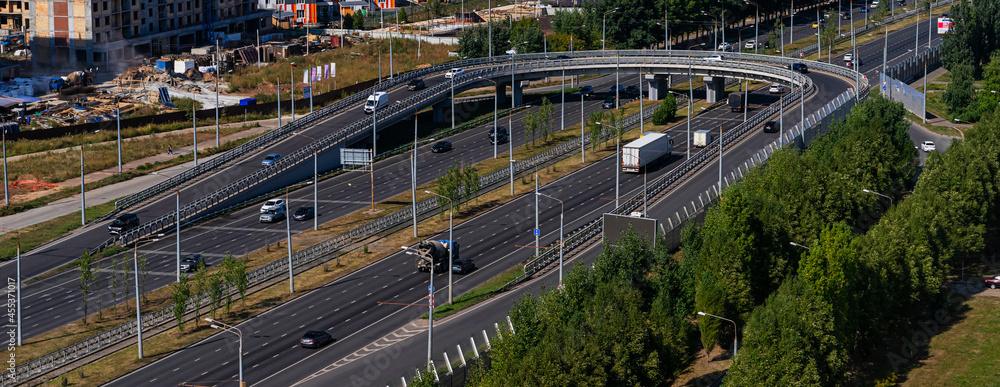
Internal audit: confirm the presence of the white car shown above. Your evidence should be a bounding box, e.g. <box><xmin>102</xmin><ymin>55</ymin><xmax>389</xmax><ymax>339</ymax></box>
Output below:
<box><xmin>444</xmin><ymin>68</ymin><xmax>465</xmax><ymax>78</ymax></box>
<box><xmin>920</xmin><ymin>141</ymin><xmax>936</xmax><ymax>152</ymax></box>
<box><xmin>768</xmin><ymin>84</ymin><xmax>789</xmax><ymax>94</ymax></box>
<box><xmin>259</xmin><ymin>206</ymin><xmax>285</xmax><ymax>223</ymax></box>
<box><xmin>717</xmin><ymin>42</ymin><xmax>732</xmax><ymax>51</ymax></box>
<box><xmin>744</xmin><ymin>40</ymin><xmax>759</xmax><ymax>49</ymax></box>
<box><xmin>260</xmin><ymin>198</ymin><xmax>285</xmax><ymax>213</ymax></box>
<box><xmin>871</xmin><ymin>0</ymin><xmax>879</xmax><ymax>8</ymax></box>
<box><xmin>705</xmin><ymin>54</ymin><xmax>725</xmax><ymax>61</ymax></box>
<box><xmin>843</xmin><ymin>53</ymin><xmax>854</xmax><ymax>62</ymax></box>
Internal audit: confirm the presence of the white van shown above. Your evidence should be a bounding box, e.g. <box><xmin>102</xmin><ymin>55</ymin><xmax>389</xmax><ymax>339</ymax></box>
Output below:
<box><xmin>364</xmin><ymin>92</ymin><xmax>388</xmax><ymax>114</ymax></box>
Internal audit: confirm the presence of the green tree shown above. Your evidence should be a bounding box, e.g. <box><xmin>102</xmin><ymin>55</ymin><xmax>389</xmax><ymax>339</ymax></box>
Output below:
<box><xmin>433</xmin><ymin>161</ymin><xmax>479</xmax><ymax>213</ymax></box>
<box><xmin>458</xmin><ymin>22</ymin><xmax>511</xmax><ymax>58</ymax></box>
<box><xmin>397</xmin><ymin>7</ymin><xmax>408</xmax><ymax>23</ymax></box>
<box><xmin>978</xmin><ymin>51</ymin><xmax>1000</xmax><ymax>114</ymax></box>
<box><xmin>341</xmin><ymin>13</ymin><xmax>354</xmax><ymax>30</ymax></box>
<box><xmin>583</xmin><ymin>0</ymin><xmax>660</xmax><ymax>49</ymax></box>
<box><xmin>78</xmin><ymin>252</ymin><xmax>95</xmax><ymax>324</ymax></box>
<box><xmin>208</xmin><ymin>272</ymin><xmax>224</xmax><ymax>318</ymax></box>
<box><xmin>524</xmin><ymin>110</ymin><xmax>538</xmax><ymax>148</ymax></box>
<box><xmin>221</xmin><ymin>255</ymin><xmax>236</xmax><ymax>313</ymax></box>
<box><xmin>651</xmin><ymin>94</ymin><xmax>677</xmax><ymax>125</ymax></box>
<box><xmin>509</xmin><ymin>18</ymin><xmax>544</xmax><ymax>54</ymax></box>
<box><xmin>588</xmin><ymin>111</ymin><xmax>603</xmax><ymax>151</ymax></box>
<box><xmin>352</xmin><ymin>12</ymin><xmax>366</xmax><ymax>30</ymax></box>
<box><xmin>137</xmin><ymin>254</ymin><xmax>149</xmax><ymax>304</ymax></box>
<box><xmin>192</xmin><ymin>265</ymin><xmax>208</xmax><ymax>326</ymax></box>
<box><xmin>462</xmin><ymin>164</ymin><xmax>481</xmax><ymax>205</ymax></box>
<box><xmin>798</xmin><ymin>223</ymin><xmax>862</xmax><ymax>351</ymax></box>
<box><xmin>172</xmin><ymin>275</ymin><xmax>191</xmax><ymax>332</ymax></box>
<box><xmin>944</xmin><ymin>61</ymin><xmax>977</xmax><ymax>120</ymax></box>
<box><xmin>726</xmin><ymin>279</ymin><xmax>847</xmax><ymax>386</ymax></box>
<box><xmin>820</xmin><ymin>24</ymin><xmax>839</xmax><ymax>63</ymax></box>
<box><xmin>538</xmin><ymin>97</ymin><xmax>554</xmax><ymax>143</ymax></box>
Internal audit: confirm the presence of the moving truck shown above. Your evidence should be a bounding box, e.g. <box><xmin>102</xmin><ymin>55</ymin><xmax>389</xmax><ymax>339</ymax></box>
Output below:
<box><xmin>621</xmin><ymin>133</ymin><xmax>672</xmax><ymax>173</ymax></box>
<box><xmin>693</xmin><ymin>130</ymin><xmax>712</xmax><ymax>148</ymax></box>
<box><xmin>728</xmin><ymin>92</ymin><xmax>745</xmax><ymax>112</ymax></box>
<box><xmin>364</xmin><ymin>92</ymin><xmax>389</xmax><ymax>114</ymax></box>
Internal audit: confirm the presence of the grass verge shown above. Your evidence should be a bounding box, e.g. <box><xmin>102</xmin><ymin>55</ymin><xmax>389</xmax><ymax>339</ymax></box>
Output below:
<box><xmin>904</xmin><ymin>110</ymin><xmax>964</xmax><ymax>137</ymax></box>
<box><xmin>425</xmin><ymin>263</ymin><xmax>525</xmax><ymax>320</ymax></box>
<box><xmin>899</xmin><ymin>295</ymin><xmax>1000</xmax><ymax>386</ymax></box>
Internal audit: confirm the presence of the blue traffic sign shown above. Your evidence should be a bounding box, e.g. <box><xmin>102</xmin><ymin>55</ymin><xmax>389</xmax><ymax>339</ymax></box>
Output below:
<box><xmin>428</xmin><ymin>286</ymin><xmax>434</xmax><ymax>292</ymax></box>
<box><xmin>533</xmin><ymin>228</ymin><xmax>540</xmax><ymax>236</ymax></box>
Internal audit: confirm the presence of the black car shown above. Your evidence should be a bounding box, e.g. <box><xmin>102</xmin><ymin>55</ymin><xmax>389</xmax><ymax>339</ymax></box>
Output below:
<box><xmin>547</xmin><ymin>55</ymin><xmax>571</xmax><ymax>60</ymax></box>
<box><xmin>602</xmin><ymin>96</ymin><xmax>617</xmax><ymax>109</ymax></box>
<box><xmin>431</xmin><ymin>141</ymin><xmax>453</xmax><ymax>153</ymax></box>
<box><xmin>790</xmin><ymin>63</ymin><xmax>809</xmax><ymax>73</ymax></box>
<box><xmin>300</xmin><ymin>330</ymin><xmax>333</xmax><ymax>348</ymax></box>
<box><xmin>179</xmin><ymin>254</ymin><xmax>205</xmax><ymax>272</ymax></box>
<box><xmin>579</xmin><ymin>85</ymin><xmax>594</xmax><ymax>97</ymax></box>
<box><xmin>489</xmin><ymin>126</ymin><xmax>509</xmax><ymax>144</ymax></box>
<box><xmin>407</xmin><ymin>79</ymin><xmax>425</xmax><ymax>91</ymax></box>
<box><xmin>624</xmin><ymin>85</ymin><xmax>639</xmax><ymax>95</ymax></box>
<box><xmin>108</xmin><ymin>213</ymin><xmax>140</xmax><ymax>235</ymax></box>
<box><xmin>293</xmin><ymin>206</ymin><xmax>315</xmax><ymax>221</ymax></box>
<box><xmin>841</xmin><ymin>11</ymin><xmax>852</xmax><ymax>19</ymax></box>
<box><xmin>763</xmin><ymin>121</ymin><xmax>780</xmax><ymax>133</ymax></box>
<box><xmin>452</xmin><ymin>259</ymin><xmax>477</xmax><ymax>274</ymax></box>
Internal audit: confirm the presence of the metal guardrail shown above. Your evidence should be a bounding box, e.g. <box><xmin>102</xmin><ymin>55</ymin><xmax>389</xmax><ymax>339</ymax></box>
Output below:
<box><xmin>9</xmin><ymin>51</ymin><xmax>867</xmax><ymax>386</ymax></box>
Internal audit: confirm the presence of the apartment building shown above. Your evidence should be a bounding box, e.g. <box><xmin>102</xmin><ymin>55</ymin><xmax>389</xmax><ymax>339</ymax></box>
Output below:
<box><xmin>0</xmin><ymin>0</ymin><xmax>27</xmax><ymax>31</ymax></box>
<box><xmin>28</xmin><ymin>0</ymin><xmax>270</xmax><ymax>72</ymax></box>
<box><xmin>262</xmin><ymin>0</ymin><xmax>340</xmax><ymax>27</ymax></box>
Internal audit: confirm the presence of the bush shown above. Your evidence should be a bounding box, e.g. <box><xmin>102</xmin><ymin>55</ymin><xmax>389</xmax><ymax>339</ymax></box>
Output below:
<box><xmin>651</xmin><ymin>94</ymin><xmax>677</xmax><ymax>125</ymax></box>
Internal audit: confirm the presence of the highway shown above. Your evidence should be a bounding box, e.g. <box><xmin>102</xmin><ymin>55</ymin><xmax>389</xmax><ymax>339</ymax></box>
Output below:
<box><xmin>11</xmin><ymin>72</ymin><xmax>643</xmax><ymax>339</ymax></box>
<box><xmin>104</xmin><ymin>55</ymin><xmax>851</xmax><ymax>385</ymax></box>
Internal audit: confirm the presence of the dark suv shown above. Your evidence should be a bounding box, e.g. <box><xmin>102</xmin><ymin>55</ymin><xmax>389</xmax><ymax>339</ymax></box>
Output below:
<box><xmin>300</xmin><ymin>330</ymin><xmax>333</xmax><ymax>348</ymax></box>
<box><xmin>407</xmin><ymin>79</ymin><xmax>425</xmax><ymax>91</ymax></box>
<box><xmin>790</xmin><ymin>63</ymin><xmax>809</xmax><ymax>73</ymax></box>
<box><xmin>489</xmin><ymin>126</ymin><xmax>509</xmax><ymax>144</ymax></box>
<box><xmin>180</xmin><ymin>254</ymin><xmax>205</xmax><ymax>272</ymax></box>
<box><xmin>108</xmin><ymin>213</ymin><xmax>139</xmax><ymax>235</ymax></box>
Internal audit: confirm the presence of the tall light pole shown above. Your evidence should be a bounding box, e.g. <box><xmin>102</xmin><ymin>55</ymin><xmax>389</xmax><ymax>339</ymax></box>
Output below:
<box><xmin>192</xmin><ymin>102</ymin><xmax>198</xmax><ymax>166</ymax></box>
<box><xmin>402</xmin><ymin>245</ymin><xmax>434</xmax><ymax>372</ymax></box>
<box><xmin>862</xmin><ymin>188</ymin><xmax>893</xmax><ymax>206</ymax></box>
<box><xmin>116</xmin><ymin>95</ymin><xmax>122</xmax><ymax>173</ymax></box>
<box><xmin>687</xmin><ymin>61</ymin><xmax>693</xmax><ymax>159</ymax></box>
<box><xmin>745</xmin><ymin>0</ymin><xmax>760</xmax><ymax>54</ymax></box>
<box><xmin>206</xmin><ymin>318</ymin><xmax>243</xmax><ymax>387</ymax></box>
<box><xmin>80</xmin><ymin>146</ymin><xmax>86</xmax><ymax>225</ymax></box>
<box><xmin>509</xmin><ymin>41</ymin><xmax>527</xmax><ymax>196</ymax></box>
<box><xmin>215</xmin><ymin>38</ymin><xmax>221</xmax><ymax>148</ymax></box>
<box><xmin>479</xmin><ymin>77</ymin><xmax>500</xmax><ymax>159</ymax></box>
<box><xmin>290</xmin><ymin>62</ymin><xmax>296</xmax><ymax>123</ymax></box>
<box><xmin>698</xmin><ymin>311</ymin><xmax>738</xmax><ymax>356</ymax></box>
<box><xmin>425</xmin><ymin>190</ymin><xmax>454</xmax><ymax>304</ymax></box>
<box><xmin>596</xmin><ymin>121</ymin><xmax>620</xmax><ymax>203</ymax></box>
<box><xmin>703</xmin><ymin>11</ymin><xmax>719</xmax><ymax>51</ymax></box>
<box><xmin>293</xmin><ymin>132</ymin><xmax>320</xmax><ymax>231</ymax></box>
<box><xmin>2</xmin><ymin>128</ymin><xmax>7</xmax><ymax>205</ymax></box>
<box><xmin>536</xmin><ymin>192</ymin><xmax>564</xmax><ymax>289</ymax></box>
<box><xmin>131</xmin><ymin>233</ymin><xmax>163</xmax><ymax>359</ymax></box>
<box><xmin>411</xmin><ymin>106</ymin><xmax>419</xmax><ymax>237</ymax></box>
<box><xmin>561</xmin><ymin>64</ymin><xmax>566</xmax><ymax>137</ymax></box>
<box><xmin>790</xmin><ymin>241</ymin><xmax>811</xmax><ymax>250</ymax></box>
<box><xmin>664</xmin><ymin>7</ymin><xmax>670</xmax><ymax>51</ymax></box>
<box><xmin>602</xmin><ymin>8</ymin><xmax>618</xmax><ymax>50</ymax></box>
<box><xmin>277</xmin><ymin>76</ymin><xmax>282</xmax><ymax>129</ymax></box>
<box><xmin>580</xmin><ymin>84</ymin><xmax>585</xmax><ymax>163</ymax></box>
<box><xmin>286</xmin><ymin>187</ymin><xmax>294</xmax><ymax>293</ymax></box>
<box><xmin>151</xmin><ymin>172</ymin><xmax>182</xmax><ymax>282</ymax></box>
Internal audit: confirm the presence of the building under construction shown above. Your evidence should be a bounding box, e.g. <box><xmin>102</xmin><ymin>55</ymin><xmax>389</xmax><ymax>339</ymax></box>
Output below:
<box><xmin>27</xmin><ymin>0</ymin><xmax>270</xmax><ymax>72</ymax></box>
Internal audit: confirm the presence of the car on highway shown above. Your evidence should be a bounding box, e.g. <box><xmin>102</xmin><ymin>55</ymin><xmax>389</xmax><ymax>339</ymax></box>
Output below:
<box><xmin>432</xmin><ymin>141</ymin><xmax>453</xmax><ymax>153</ymax></box>
<box><xmin>705</xmin><ymin>54</ymin><xmax>725</xmax><ymax>61</ymax></box>
<box><xmin>407</xmin><ymin>79</ymin><xmax>425</xmax><ymax>91</ymax></box>
<box><xmin>842</xmin><ymin>11</ymin><xmax>852</xmax><ymax>19</ymax></box>
<box><xmin>260</xmin><ymin>198</ymin><xmax>285</xmax><ymax>213</ymax></box>
<box><xmin>602</xmin><ymin>96</ymin><xmax>617</xmax><ymax>109</ymax></box>
<box><xmin>843</xmin><ymin>53</ymin><xmax>854</xmax><ymax>62</ymax></box>
<box><xmin>300</xmin><ymin>330</ymin><xmax>333</xmax><ymax>348</ymax></box>
<box><xmin>452</xmin><ymin>259</ymin><xmax>477</xmax><ymax>274</ymax></box>
<box><xmin>812</xmin><ymin>22</ymin><xmax>820</xmax><ymax>29</ymax></box>
<box><xmin>871</xmin><ymin>0</ymin><xmax>879</xmax><ymax>8</ymax></box>
<box><xmin>744</xmin><ymin>40</ymin><xmax>759</xmax><ymax>49</ymax></box>
<box><xmin>547</xmin><ymin>55</ymin><xmax>572</xmax><ymax>60</ymax></box>
<box><xmin>790</xmin><ymin>62</ymin><xmax>809</xmax><ymax>73</ymax></box>
<box><xmin>293</xmin><ymin>206</ymin><xmax>315</xmax><ymax>221</ymax></box>
<box><xmin>259</xmin><ymin>207</ymin><xmax>285</xmax><ymax>223</ymax></box>
<box><xmin>920</xmin><ymin>140</ymin><xmax>936</xmax><ymax>152</ymax></box>
<box><xmin>859</xmin><ymin>6</ymin><xmax>868</xmax><ymax>13</ymax></box>
<box><xmin>444</xmin><ymin>68</ymin><xmax>465</xmax><ymax>78</ymax></box>
<box><xmin>769</xmin><ymin>84</ymin><xmax>789</xmax><ymax>94</ymax></box>
<box><xmin>763</xmin><ymin>121</ymin><xmax>780</xmax><ymax>133</ymax></box>
<box><xmin>717</xmin><ymin>42</ymin><xmax>732</xmax><ymax>51</ymax></box>
<box><xmin>179</xmin><ymin>254</ymin><xmax>205</xmax><ymax>272</ymax></box>
<box><xmin>609</xmin><ymin>84</ymin><xmax>625</xmax><ymax>93</ymax></box>
<box><xmin>261</xmin><ymin>153</ymin><xmax>282</xmax><ymax>166</ymax></box>
<box><xmin>986</xmin><ymin>275</ymin><xmax>1000</xmax><ymax>289</ymax></box>
<box><xmin>624</xmin><ymin>85</ymin><xmax>639</xmax><ymax>95</ymax></box>
<box><xmin>489</xmin><ymin>126</ymin><xmax>509</xmax><ymax>144</ymax></box>
<box><xmin>108</xmin><ymin>213</ymin><xmax>140</xmax><ymax>235</ymax></box>
<box><xmin>579</xmin><ymin>85</ymin><xmax>594</xmax><ymax>97</ymax></box>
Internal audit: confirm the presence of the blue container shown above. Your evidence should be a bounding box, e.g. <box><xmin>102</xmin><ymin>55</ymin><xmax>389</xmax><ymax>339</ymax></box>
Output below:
<box><xmin>238</xmin><ymin>98</ymin><xmax>257</xmax><ymax>106</ymax></box>
<box><xmin>156</xmin><ymin>59</ymin><xmax>171</xmax><ymax>70</ymax></box>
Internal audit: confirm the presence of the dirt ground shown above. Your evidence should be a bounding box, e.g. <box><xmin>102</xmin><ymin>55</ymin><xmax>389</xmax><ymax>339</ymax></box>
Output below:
<box><xmin>672</xmin><ymin>346</ymin><xmax>731</xmax><ymax>387</ymax></box>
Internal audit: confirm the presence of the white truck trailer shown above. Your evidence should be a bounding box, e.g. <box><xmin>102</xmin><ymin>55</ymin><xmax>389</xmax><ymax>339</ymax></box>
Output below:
<box><xmin>621</xmin><ymin>132</ymin><xmax>672</xmax><ymax>173</ymax></box>
<box><xmin>693</xmin><ymin>130</ymin><xmax>712</xmax><ymax>148</ymax></box>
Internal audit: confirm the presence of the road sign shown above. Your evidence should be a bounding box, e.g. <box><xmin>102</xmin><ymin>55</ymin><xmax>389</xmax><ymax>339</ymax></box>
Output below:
<box><xmin>603</xmin><ymin>213</ymin><xmax>658</xmax><ymax>248</ymax></box>
<box><xmin>428</xmin><ymin>286</ymin><xmax>434</xmax><ymax>292</ymax></box>
<box><xmin>533</xmin><ymin>229</ymin><xmax>540</xmax><ymax>236</ymax></box>
<box><xmin>340</xmin><ymin>148</ymin><xmax>372</xmax><ymax>166</ymax></box>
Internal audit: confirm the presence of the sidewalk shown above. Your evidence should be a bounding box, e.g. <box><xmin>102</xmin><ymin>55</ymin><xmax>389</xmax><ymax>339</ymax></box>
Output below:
<box><xmin>908</xmin><ymin>67</ymin><xmax>971</xmax><ymax>133</ymax></box>
<box><xmin>0</xmin><ymin>114</ymin><xmax>293</xmax><ymax>235</ymax></box>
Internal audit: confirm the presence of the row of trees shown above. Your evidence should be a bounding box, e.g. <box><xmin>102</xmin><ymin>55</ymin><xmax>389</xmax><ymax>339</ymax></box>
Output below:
<box><xmin>523</xmin><ymin>97</ymin><xmax>555</xmax><ymax>148</ymax></box>
<box><xmin>78</xmin><ymin>252</ymin><xmax>149</xmax><ymax>324</ymax></box>
<box><xmin>433</xmin><ymin>161</ymin><xmax>481</xmax><ymax>214</ymax></box>
<box><xmin>471</xmin><ymin>230</ymin><xmax>696</xmax><ymax>386</ymax></box>
<box><xmin>457</xmin><ymin>18</ymin><xmax>545</xmax><ymax>59</ymax></box>
<box><xmin>171</xmin><ymin>255</ymin><xmax>249</xmax><ymax>331</ymax></box>
<box><xmin>941</xmin><ymin>0</ymin><xmax>1000</xmax><ymax>120</ymax></box>
<box><xmin>729</xmin><ymin>108</ymin><xmax>1000</xmax><ymax>384</ymax></box>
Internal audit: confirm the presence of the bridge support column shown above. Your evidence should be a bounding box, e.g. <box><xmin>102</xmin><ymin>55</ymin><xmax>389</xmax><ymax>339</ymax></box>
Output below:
<box><xmin>512</xmin><ymin>79</ymin><xmax>524</xmax><ymax>107</ymax></box>
<box><xmin>703</xmin><ymin>76</ymin><xmax>727</xmax><ymax>103</ymax></box>
<box><xmin>433</xmin><ymin>101</ymin><xmax>448</xmax><ymax>123</ymax></box>
<box><xmin>495</xmin><ymin>82</ymin><xmax>507</xmax><ymax>105</ymax></box>
<box><xmin>646</xmin><ymin>74</ymin><xmax>670</xmax><ymax>101</ymax></box>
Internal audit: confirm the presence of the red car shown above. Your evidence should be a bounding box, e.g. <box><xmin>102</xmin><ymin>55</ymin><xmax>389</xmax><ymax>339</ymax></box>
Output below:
<box><xmin>986</xmin><ymin>275</ymin><xmax>1000</xmax><ymax>289</ymax></box>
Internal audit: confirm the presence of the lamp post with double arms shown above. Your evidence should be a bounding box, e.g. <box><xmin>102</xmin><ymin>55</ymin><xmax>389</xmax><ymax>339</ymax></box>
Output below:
<box><xmin>206</xmin><ymin>318</ymin><xmax>243</xmax><ymax>387</ymax></box>
<box><xmin>478</xmin><ymin>77</ymin><xmax>501</xmax><ymax>159</ymax></box>
<box><xmin>425</xmin><ymin>190</ymin><xmax>454</xmax><ymax>304</ymax></box>
<box><xmin>508</xmin><ymin>41</ymin><xmax>528</xmax><ymax>195</ymax></box>
<box><xmin>293</xmin><ymin>132</ymin><xmax>320</xmax><ymax>231</ymax></box>
<box><xmin>402</xmin><ymin>245</ymin><xmax>435</xmax><ymax>371</ymax></box>
<box><xmin>536</xmin><ymin>192</ymin><xmax>565</xmax><ymax>289</ymax></box>
<box><xmin>602</xmin><ymin>8</ymin><xmax>618</xmax><ymax>50</ymax></box>
<box><xmin>150</xmin><ymin>172</ymin><xmax>182</xmax><ymax>282</ymax></box>
<box><xmin>132</xmin><ymin>233</ymin><xmax>164</xmax><ymax>359</ymax></box>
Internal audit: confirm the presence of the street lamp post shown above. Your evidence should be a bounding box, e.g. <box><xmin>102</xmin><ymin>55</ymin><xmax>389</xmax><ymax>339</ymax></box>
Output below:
<box><xmin>286</xmin><ymin>188</ymin><xmax>294</xmax><ymax>293</ymax></box>
<box><xmin>509</xmin><ymin>41</ymin><xmax>527</xmax><ymax>196</ymax></box>
<box><xmin>293</xmin><ymin>132</ymin><xmax>320</xmax><ymax>231</ymax></box>
<box><xmin>215</xmin><ymin>39</ymin><xmax>221</xmax><ymax>148</ymax></box>
<box><xmin>698</xmin><ymin>311</ymin><xmax>738</xmax><ymax>356</ymax></box>
<box><xmin>789</xmin><ymin>241</ymin><xmax>811</xmax><ymax>250</ymax></box>
<box><xmin>412</xmin><ymin>106</ymin><xmax>419</xmax><ymax>237</ymax></box>
<box><xmin>206</xmin><ymin>318</ymin><xmax>243</xmax><ymax>387</ymax></box>
<box><xmin>425</xmin><ymin>191</ymin><xmax>454</xmax><ymax>304</ymax></box>
<box><xmin>2</xmin><ymin>128</ymin><xmax>7</xmax><ymax>205</ymax></box>
<box><xmin>861</xmin><ymin>188</ymin><xmax>893</xmax><ymax>206</ymax></box>
<box><xmin>536</xmin><ymin>192</ymin><xmax>564</xmax><ymax>289</ymax></box>
<box><xmin>80</xmin><ymin>145</ymin><xmax>86</xmax><ymax>225</ymax></box>
<box><xmin>478</xmin><ymin>77</ymin><xmax>500</xmax><ymax>159</ymax></box>
<box><xmin>151</xmin><ymin>172</ymin><xmax>182</xmax><ymax>282</ymax></box>
<box><xmin>290</xmin><ymin>62</ymin><xmax>296</xmax><ymax>123</ymax></box>
<box><xmin>602</xmin><ymin>8</ymin><xmax>618</xmax><ymax>50</ymax></box>
<box><xmin>131</xmin><ymin>233</ymin><xmax>163</xmax><ymax>359</ymax></box>
<box><xmin>596</xmin><ymin>121</ymin><xmax>620</xmax><ymax>203</ymax></box>
<box><xmin>581</xmin><ymin>84</ymin><xmax>585</xmax><ymax>163</ymax></box>
<box><xmin>402</xmin><ymin>245</ymin><xmax>435</xmax><ymax>371</ymax></box>
<box><xmin>744</xmin><ymin>0</ymin><xmax>760</xmax><ymax>54</ymax></box>
<box><xmin>702</xmin><ymin>11</ymin><xmax>719</xmax><ymax>52</ymax></box>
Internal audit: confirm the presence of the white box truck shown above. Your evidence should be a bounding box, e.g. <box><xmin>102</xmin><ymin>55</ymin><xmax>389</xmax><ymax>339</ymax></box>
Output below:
<box><xmin>693</xmin><ymin>130</ymin><xmax>712</xmax><ymax>148</ymax></box>
<box><xmin>364</xmin><ymin>92</ymin><xmax>388</xmax><ymax>114</ymax></box>
<box><xmin>621</xmin><ymin>132</ymin><xmax>672</xmax><ymax>173</ymax></box>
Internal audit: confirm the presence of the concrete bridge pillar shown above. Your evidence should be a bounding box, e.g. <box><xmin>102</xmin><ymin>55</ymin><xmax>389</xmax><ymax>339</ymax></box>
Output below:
<box><xmin>645</xmin><ymin>74</ymin><xmax>671</xmax><ymax>101</ymax></box>
<box><xmin>704</xmin><ymin>76</ymin><xmax>727</xmax><ymax>103</ymax></box>
<box><xmin>433</xmin><ymin>101</ymin><xmax>448</xmax><ymax>123</ymax></box>
<box><xmin>512</xmin><ymin>79</ymin><xmax>524</xmax><ymax>107</ymax></box>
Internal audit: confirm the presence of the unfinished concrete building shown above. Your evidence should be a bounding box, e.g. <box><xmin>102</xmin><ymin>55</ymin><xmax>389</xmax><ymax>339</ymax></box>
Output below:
<box><xmin>0</xmin><ymin>1</ymin><xmax>27</xmax><ymax>31</ymax></box>
<box><xmin>28</xmin><ymin>0</ymin><xmax>270</xmax><ymax>72</ymax></box>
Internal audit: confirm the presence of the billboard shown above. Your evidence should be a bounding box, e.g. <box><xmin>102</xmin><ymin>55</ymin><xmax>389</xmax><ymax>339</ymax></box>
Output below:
<box><xmin>937</xmin><ymin>17</ymin><xmax>953</xmax><ymax>34</ymax></box>
<box><xmin>603</xmin><ymin>213</ymin><xmax>657</xmax><ymax>248</ymax></box>
<box><xmin>340</xmin><ymin>148</ymin><xmax>372</xmax><ymax>166</ymax></box>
